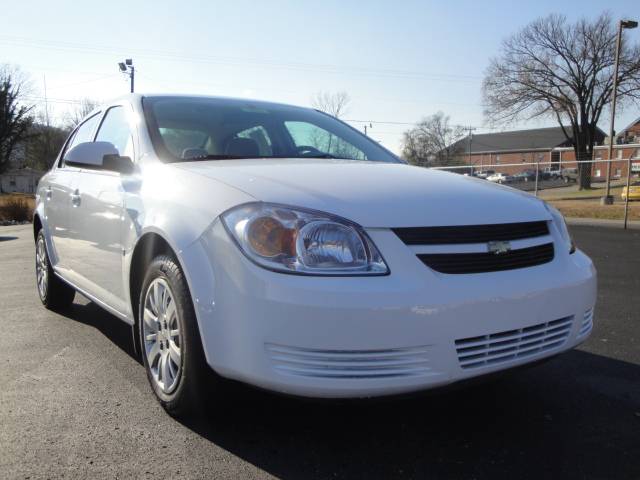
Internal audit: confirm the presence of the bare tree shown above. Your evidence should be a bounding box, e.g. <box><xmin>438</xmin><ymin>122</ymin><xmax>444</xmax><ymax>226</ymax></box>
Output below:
<box><xmin>483</xmin><ymin>13</ymin><xmax>640</xmax><ymax>189</ymax></box>
<box><xmin>65</xmin><ymin>98</ymin><xmax>99</xmax><ymax>129</ymax></box>
<box><xmin>401</xmin><ymin>112</ymin><xmax>466</xmax><ymax>167</ymax></box>
<box><xmin>311</xmin><ymin>91</ymin><xmax>351</xmax><ymax>119</ymax></box>
<box><xmin>25</xmin><ymin>119</ymin><xmax>68</xmax><ymax>171</ymax></box>
<box><xmin>0</xmin><ymin>65</ymin><xmax>34</xmax><ymax>174</ymax></box>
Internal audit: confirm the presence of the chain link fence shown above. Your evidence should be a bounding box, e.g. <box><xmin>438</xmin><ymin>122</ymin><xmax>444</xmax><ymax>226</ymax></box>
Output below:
<box><xmin>430</xmin><ymin>157</ymin><xmax>640</xmax><ymax>229</ymax></box>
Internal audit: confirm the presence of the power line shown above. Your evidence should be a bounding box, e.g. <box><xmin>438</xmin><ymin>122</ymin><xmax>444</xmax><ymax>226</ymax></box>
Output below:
<box><xmin>46</xmin><ymin>73</ymin><xmax>119</xmax><ymax>91</ymax></box>
<box><xmin>0</xmin><ymin>34</ymin><xmax>483</xmax><ymax>83</ymax></box>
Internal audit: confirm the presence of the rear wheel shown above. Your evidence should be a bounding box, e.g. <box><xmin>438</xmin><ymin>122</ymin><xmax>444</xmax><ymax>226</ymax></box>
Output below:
<box><xmin>35</xmin><ymin>230</ymin><xmax>75</xmax><ymax>310</ymax></box>
<box><xmin>138</xmin><ymin>255</ymin><xmax>215</xmax><ymax>417</ymax></box>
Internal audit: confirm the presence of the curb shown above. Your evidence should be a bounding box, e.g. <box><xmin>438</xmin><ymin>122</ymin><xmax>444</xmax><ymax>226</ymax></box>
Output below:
<box><xmin>566</xmin><ymin>217</ymin><xmax>640</xmax><ymax>230</ymax></box>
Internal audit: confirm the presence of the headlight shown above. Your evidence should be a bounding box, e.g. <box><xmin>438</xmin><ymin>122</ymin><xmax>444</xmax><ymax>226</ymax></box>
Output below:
<box><xmin>221</xmin><ymin>203</ymin><xmax>389</xmax><ymax>275</ymax></box>
<box><xmin>544</xmin><ymin>203</ymin><xmax>575</xmax><ymax>254</ymax></box>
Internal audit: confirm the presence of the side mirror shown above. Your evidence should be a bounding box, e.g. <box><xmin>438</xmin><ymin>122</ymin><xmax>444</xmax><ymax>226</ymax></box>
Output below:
<box><xmin>64</xmin><ymin>141</ymin><xmax>134</xmax><ymax>174</ymax></box>
<box><xmin>103</xmin><ymin>154</ymin><xmax>135</xmax><ymax>174</ymax></box>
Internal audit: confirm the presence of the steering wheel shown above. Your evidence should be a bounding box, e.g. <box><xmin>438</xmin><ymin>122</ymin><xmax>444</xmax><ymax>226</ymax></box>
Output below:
<box><xmin>295</xmin><ymin>145</ymin><xmax>326</xmax><ymax>157</ymax></box>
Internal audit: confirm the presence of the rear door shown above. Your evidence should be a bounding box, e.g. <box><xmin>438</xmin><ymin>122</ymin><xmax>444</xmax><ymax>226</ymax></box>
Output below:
<box><xmin>44</xmin><ymin>113</ymin><xmax>101</xmax><ymax>273</ymax></box>
<box><xmin>66</xmin><ymin>105</ymin><xmax>136</xmax><ymax>314</ymax></box>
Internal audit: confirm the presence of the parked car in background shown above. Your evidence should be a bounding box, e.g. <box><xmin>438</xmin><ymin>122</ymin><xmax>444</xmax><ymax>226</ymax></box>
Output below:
<box><xmin>513</xmin><ymin>170</ymin><xmax>537</xmax><ymax>182</ymax></box>
<box><xmin>33</xmin><ymin>94</ymin><xmax>597</xmax><ymax>417</ymax></box>
<box><xmin>487</xmin><ymin>172</ymin><xmax>513</xmax><ymax>184</ymax></box>
<box><xmin>538</xmin><ymin>166</ymin><xmax>562</xmax><ymax>180</ymax></box>
<box><xmin>621</xmin><ymin>181</ymin><xmax>640</xmax><ymax>200</ymax></box>
<box><xmin>561</xmin><ymin>168</ymin><xmax>579</xmax><ymax>184</ymax></box>
<box><xmin>475</xmin><ymin>170</ymin><xmax>495</xmax><ymax>179</ymax></box>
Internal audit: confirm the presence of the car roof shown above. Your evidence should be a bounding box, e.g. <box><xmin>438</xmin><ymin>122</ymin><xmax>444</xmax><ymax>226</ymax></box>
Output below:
<box><xmin>112</xmin><ymin>93</ymin><xmax>309</xmax><ymax>112</ymax></box>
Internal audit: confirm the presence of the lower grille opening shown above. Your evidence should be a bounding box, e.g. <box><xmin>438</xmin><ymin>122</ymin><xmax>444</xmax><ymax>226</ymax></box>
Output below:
<box><xmin>418</xmin><ymin>243</ymin><xmax>554</xmax><ymax>274</ymax></box>
<box><xmin>578</xmin><ymin>308</ymin><xmax>594</xmax><ymax>339</ymax></box>
<box><xmin>455</xmin><ymin>316</ymin><xmax>573</xmax><ymax>369</ymax></box>
<box><xmin>266</xmin><ymin>344</ymin><xmax>432</xmax><ymax>379</ymax></box>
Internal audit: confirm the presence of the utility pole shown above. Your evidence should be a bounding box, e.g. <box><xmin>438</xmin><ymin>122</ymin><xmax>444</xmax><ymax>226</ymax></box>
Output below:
<box><xmin>603</xmin><ymin>19</ymin><xmax>638</xmax><ymax>204</ymax></box>
<box><xmin>42</xmin><ymin>74</ymin><xmax>50</xmax><ymax>127</ymax></box>
<box><xmin>364</xmin><ymin>122</ymin><xmax>372</xmax><ymax>136</ymax></box>
<box><xmin>465</xmin><ymin>126</ymin><xmax>477</xmax><ymax>169</ymax></box>
<box><xmin>118</xmin><ymin>59</ymin><xmax>135</xmax><ymax>93</ymax></box>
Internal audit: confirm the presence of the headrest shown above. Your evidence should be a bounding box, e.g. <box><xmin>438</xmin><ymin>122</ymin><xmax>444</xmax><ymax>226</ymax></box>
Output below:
<box><xmin>224</xmin><ymin>137</ymin><xmax>260</xmax><ymax>157</ymax></box>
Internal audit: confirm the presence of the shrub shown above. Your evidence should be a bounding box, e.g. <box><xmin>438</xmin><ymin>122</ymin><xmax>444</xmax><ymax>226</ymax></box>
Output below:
<box><xmin>0</xmin><ymin>197</ymin><xmax>33</xmax><ymax>222</ymax></box>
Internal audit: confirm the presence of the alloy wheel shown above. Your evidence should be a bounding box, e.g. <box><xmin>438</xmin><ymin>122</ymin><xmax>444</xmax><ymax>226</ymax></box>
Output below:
<box><xmin>142</xmin><ymin>278</ymin><xmax>182</xmax><ymax>394</ymax></box>
<box><xmin>36</xmin><ymin>235</ymin><xmax>48</xmax><ymax>300</ymax></box>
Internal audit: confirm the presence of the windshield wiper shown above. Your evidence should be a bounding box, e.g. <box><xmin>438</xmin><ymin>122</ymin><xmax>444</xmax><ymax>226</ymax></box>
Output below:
<box><xmin>177</xmin><ymin>153</ymin><xmax>345</xmax><ymax>162</ymax></box>
<box><xmin>293</xmin><ymin>153</ymin><xmax>340</xmax><ymax>159</ymax></box>
<box><xmin>179</xmin><ymin>154</ymin><xmax>253</xmax><ymax>161</ymax></box>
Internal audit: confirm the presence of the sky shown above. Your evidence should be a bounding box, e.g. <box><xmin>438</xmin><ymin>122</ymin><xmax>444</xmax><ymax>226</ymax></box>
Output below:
<box><xmin>1</xmin><ymin>0</ymin><xmax>639</xmax><ymax>154</ymax></box>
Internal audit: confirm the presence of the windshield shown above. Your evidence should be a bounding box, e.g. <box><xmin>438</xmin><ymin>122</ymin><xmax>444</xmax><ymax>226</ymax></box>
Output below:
<box><xmin>142</xmin><ymin>96</ymin><xmax>400</xmax><ymax>163</ymax></box>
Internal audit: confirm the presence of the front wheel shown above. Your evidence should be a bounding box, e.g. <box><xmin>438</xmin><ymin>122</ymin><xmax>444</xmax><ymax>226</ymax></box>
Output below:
<box><xmin>138</xmin><ymin>255</ymin><xmax>216</xmax><ymax>417</ymax></box>
<box><xmin>35</xmin><ymin>230</ymin><xmax>75</xmax><ymax>310</ymax></box>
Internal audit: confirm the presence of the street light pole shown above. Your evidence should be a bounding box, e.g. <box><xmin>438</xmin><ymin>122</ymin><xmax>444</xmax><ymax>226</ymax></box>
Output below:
<box><xmin>604</xmin><ymin>19</ymin><xmax>638</xmax><ymax>204</ymax></box>
<box><xmin>118</xmin><ymin>59</ymin><xmax>135</xmax><ymax>93</ymax></box>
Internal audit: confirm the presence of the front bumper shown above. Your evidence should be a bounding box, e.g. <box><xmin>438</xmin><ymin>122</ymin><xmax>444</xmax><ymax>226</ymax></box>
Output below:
<box><xmin>181</xmin><ymin>221</ymin><xmax>597</xmax><ymax>398</ymax></box>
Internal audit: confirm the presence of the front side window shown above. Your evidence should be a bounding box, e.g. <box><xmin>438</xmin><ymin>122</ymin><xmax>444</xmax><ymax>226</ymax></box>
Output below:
<box><xmin>61</xmin><ymin>113</ymin><xmax>101</xmax><ymax>166</ymax></box>
<box><xmin>95</xmin><ymin>106</ymin><xmax>135</xmax><ymax>158</ymax></box>
<box><xmin>142</xmin><ymin>96</ymin><xmax>399</xmax><ymax>163</ymax></box>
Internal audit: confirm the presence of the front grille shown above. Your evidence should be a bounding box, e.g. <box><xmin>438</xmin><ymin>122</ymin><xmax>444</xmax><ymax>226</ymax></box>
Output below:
<box><xmin>393</xmin><ymin>221</ymin><xmax>549</xmax><ymax>245</ymax></box>
<box><xmin>418</xmin><ymin>243</ymin><xmax>554</xmax><ymax>274</ymax></box>
<box><xmin>455</xmin><ymin>316</ymin><xmax>573</xmax><ymax>369</ymax></box>
<box><xmin>266</xmin><ymin>344</ymin><xmax>431</xmax><ymax>379</ymax></box>
<box><xmin>577</xmin><ymin>308</ymin><xmax>594</xmax><ymax>339</ymax></box>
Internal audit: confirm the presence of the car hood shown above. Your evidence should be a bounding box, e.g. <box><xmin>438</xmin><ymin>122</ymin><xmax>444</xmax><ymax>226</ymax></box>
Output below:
<box><xmin>172</xmin><ymin>159</ymin><xmax>550</xmax><ymax>228</ymax></box>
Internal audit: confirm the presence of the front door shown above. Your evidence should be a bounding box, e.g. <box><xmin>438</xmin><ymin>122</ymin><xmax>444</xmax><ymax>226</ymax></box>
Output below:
<box><xmin>68</xmin><ymin>168</ymin><xmax>127</xmax><ymax>312</ymax></box>
<box><xmin>66</xmin><ymin>105</ymin><xmax>136</xmax><ymax>314</ymax></box>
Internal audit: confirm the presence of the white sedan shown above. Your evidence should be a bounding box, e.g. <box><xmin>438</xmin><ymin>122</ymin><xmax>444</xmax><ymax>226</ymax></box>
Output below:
<box><xmin>486</xmin><ymin>172</ymin><xmax>513</xmax><ymax>184</ymax></box>
<box><xmin>34</xmin><ymin>94</ymin><xmax>596</xmax><ymax>417</ymax></box>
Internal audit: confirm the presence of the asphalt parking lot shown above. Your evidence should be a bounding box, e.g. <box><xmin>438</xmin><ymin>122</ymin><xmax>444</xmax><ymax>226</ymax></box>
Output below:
<box><xmin>1</xmin><ymin>223</ymin><xmax>638</xmax><ymax>479</ymax></box>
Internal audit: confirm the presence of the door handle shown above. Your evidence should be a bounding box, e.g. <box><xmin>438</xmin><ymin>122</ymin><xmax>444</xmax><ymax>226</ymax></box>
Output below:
<box><xmin>46</xmin><ymin>186</ymin><xmax>52</xmax><ymax>200</ymax></box>
<box><xmin>71</xmin><ymin>189</ymin><xmax>81</xmax><ymax>207</ymax></box>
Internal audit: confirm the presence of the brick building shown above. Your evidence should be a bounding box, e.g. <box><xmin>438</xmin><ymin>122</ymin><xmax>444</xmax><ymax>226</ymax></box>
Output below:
<box><xmin>452</xmin><ymin>118</ymin><xmax>640</xmax><ymax>179</ymax></box>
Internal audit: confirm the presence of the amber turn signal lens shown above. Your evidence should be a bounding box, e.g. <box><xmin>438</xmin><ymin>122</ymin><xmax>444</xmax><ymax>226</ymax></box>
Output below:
<box><xmin>247</xmin><ymin>216</ymin><xmax>297</xmax><ymax>257</ymax></box>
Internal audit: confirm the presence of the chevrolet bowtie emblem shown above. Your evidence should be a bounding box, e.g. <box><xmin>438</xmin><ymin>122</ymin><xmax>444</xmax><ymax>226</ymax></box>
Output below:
<box><xmin>487</xmin><ymin>240</ymin><xmax>512</xmax><ymax>255</ymax></box>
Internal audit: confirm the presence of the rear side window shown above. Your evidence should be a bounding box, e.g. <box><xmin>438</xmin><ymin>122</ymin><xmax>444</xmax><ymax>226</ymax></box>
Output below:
<box><xmin>95</xmin><ymin>106</ymin><xmax>135</xmax><ymax>158</ymax></box>
<box><xmin>60</xmin><ymin>113</ymin><xmax>101</xmax><ymax>166</ymax></box>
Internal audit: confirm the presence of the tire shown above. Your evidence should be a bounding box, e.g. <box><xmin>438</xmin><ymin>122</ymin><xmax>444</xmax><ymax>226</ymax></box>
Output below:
<box><xmin>35</xmin><ymin>229</ymin><xmax>75</xmax><ymax>310</ymax></box>
<box><xmin>138</xmin><ymin>254</ymin><xmax>215</xmax><ymax>417</ymax></box>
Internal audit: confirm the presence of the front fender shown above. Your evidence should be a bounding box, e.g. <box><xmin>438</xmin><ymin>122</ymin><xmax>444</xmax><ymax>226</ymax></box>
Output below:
<box><xmin>121</xmin><ymin>163</ymin><xmax>253</xmax><ymax>326</ymax></box>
